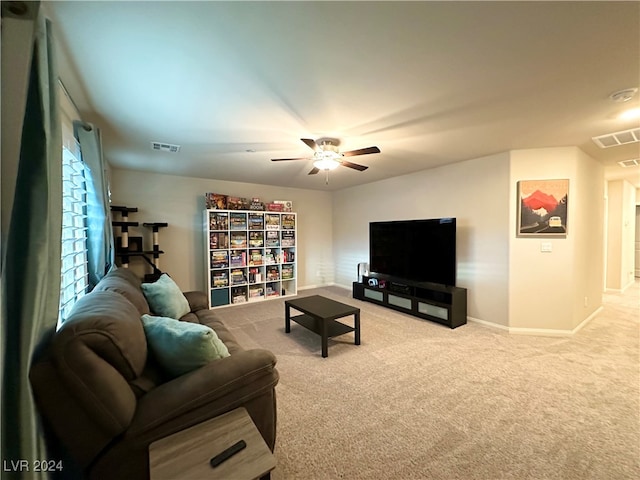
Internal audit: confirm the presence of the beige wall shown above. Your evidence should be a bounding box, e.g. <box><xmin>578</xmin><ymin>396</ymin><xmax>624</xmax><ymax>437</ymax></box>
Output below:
<box><xmin>110</xmin><ymin>169</ymin><xmax>333</xmax><ymax>292</ymax></box>
<box><xmin>606</xmin><ymin>179</ymin><xmax>637</xmax><ymax>291</ymax></box>
<box><xmin>509</xmin><ymin>147</ymin><xmax>604</xmax><ymax>332</ymax></box>
<box><xmin>572</xmin><ymin>150</ymin><xmax>605</xmax><ymax>329</ymax></box>
<box><xmin>332</xmin><ymin>153</ymin><xmax>512</xmax><ymax>327</ymax></box>
<box><xmin>110</xmin><ymin>147</ymin><xmax>607</xmax><ymax>332</ymax></box>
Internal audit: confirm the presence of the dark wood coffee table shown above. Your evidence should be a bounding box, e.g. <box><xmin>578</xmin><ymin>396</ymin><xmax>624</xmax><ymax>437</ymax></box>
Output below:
<box><xmin>285</xmin><ymin>295</ymin><xmax>360</xmax><ymax>357</ymax></box>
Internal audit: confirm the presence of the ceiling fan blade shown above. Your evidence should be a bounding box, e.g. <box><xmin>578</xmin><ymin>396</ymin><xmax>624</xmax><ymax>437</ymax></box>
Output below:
<box><xmin>341</xmin><ymin>146</ymin><xmax>381</xmax><ymax>157</ymax></box>
<box><xmin>271</xmin><ymin>157</ymin><xmax>309</xmax><ymax>162</ymax></box>
<box><xmin>308</xmin><ymin>167</ymin><xmax>320</xmax><ymax>175</ymax></box>
<box><xmin>301</xmin><ymin>138</ymin><xmax>320</xmax><ymax>151</ymax></box>
<box><xmin>339</xmin><ymin>160</ymin><xmax>369</xmax><ymax>171</ymax></box>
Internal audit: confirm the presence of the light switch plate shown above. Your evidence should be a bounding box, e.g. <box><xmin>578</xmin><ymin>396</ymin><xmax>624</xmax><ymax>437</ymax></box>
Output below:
<box><xmin>540</xmin><ymin>241</ymin><xmax>553</xmax><ymax>253</ymax></box>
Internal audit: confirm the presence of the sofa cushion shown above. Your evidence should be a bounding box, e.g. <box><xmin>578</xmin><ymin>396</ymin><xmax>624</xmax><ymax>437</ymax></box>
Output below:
<box><xmin>141</xmin><ymin>314</ymin><xmax>229</xmax><ymax>378</ymax></box>
<box><xmin>141</xmin><ymin>274</ymin><xmax>190</xmax><ymax>319</ymax></box>
<box><xmin>52</xmin><ymin>290</ymin><xmax>147</xmax><ymax>437</ymax></box>
<box><xmin>93</xmin><ymin>268</ymin><xmax>150</xmax><ymax>314</ymax></box>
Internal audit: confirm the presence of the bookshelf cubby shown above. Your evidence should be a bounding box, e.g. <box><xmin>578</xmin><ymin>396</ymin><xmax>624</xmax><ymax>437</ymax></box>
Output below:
<box><xmin>205</xmin><ymin>209</ymin><xmax>297</xmax><ymax>307</ymax></box>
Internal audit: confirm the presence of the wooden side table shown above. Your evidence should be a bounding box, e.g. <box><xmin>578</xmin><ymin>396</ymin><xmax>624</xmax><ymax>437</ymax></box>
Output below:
<box><xmin>149</xmin><ymin>407</ymin><xmax>276</xmax><ymax>480</ymax></box>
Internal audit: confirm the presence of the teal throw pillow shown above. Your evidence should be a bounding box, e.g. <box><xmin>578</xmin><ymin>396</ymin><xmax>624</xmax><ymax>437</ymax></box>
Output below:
<box><xmin>141</xmin><ymin>314</ymin><xmax>230</xmax><ymax>378</ymax></box>
<box><xmin>141</xmin><ymin>274</ymin><xmax>190</xmax><ymax>319</ymax></box>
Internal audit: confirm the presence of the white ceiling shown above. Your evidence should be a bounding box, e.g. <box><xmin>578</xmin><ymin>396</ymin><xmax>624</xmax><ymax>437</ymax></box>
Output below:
<box><xmin>46</xmin><ymin>1</ymin><xmax>640</xmax><ymax>191</ymax></box>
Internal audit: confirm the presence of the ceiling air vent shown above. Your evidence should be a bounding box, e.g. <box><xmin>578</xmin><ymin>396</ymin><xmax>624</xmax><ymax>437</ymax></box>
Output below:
<box><xmin>151</xmin><ymin>141</ymin><xmax>181</xmax><ymax>153</ymax></box>
<box><xmin>617</xmin><ymin>158</ymin><xmax>640</xmax><ymax>168</ymax></box>
<box><xmin>592</xmin><ymin>127</ymin><xmax>640</xmax><ymax>148</ymax></box>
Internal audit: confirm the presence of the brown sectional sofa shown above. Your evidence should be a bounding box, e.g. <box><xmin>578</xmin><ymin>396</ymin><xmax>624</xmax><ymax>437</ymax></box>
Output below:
<box><xmin>30</xmin><ymin>268</ymin><xmax>279</xmax><ymax>479</ymax></box>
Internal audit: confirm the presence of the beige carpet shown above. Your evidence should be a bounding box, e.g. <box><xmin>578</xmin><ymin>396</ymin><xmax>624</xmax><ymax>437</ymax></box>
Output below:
<box><xmin>213</xmin><ymin>282</ymin><xmax>640</xmax><ymax>480</ymax></box>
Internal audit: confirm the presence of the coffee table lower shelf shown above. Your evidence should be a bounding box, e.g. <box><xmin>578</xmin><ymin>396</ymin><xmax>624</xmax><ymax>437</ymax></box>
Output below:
<box><xmin>290</xmin><ymin>314</ymin><xmax>355</xmax><ymax>338</ymax></box>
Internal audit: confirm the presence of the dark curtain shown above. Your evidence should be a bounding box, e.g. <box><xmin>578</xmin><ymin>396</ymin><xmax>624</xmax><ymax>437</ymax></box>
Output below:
<box><xmin>74</xmin><ymin>121</ymin><xmax>115</xmax><ymax>287</ymax></box>
<box><xmin>1</xmin><ymin>6</ymin><xmax>62</xmax><ymax>479</ymax></box>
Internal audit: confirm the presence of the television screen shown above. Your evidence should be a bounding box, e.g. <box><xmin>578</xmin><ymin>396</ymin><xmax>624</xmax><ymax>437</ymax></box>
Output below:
<box><xmin>369</xmin><ymin>218</ymin><xmax>456</xmax><ymax>286</ymax></box>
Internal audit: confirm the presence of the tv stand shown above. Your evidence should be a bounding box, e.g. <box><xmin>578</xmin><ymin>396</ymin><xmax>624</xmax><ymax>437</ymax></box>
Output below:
<box><xmin>352</xmin><ymin>274</ymin><xmax>467</xmax><ymax>328</ymax></box>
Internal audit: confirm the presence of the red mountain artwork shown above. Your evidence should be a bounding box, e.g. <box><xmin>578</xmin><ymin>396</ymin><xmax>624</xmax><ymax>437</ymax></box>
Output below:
<box><xmin>522</xmin><ymin>190</ymin><xmax>558</xmax><ymax>213</ymax></box>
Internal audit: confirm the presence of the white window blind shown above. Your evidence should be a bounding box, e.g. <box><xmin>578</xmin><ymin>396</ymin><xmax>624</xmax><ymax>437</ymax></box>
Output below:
<box><xmin>58</xmin><ymin>142</ymin><xmax>89</xmax><ymax>325</ymax></box>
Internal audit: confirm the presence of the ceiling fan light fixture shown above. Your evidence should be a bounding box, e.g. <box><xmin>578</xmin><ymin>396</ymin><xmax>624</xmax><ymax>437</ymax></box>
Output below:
<box><xmin>313</xmin><ymin>158</ymin><xmax>340</xmax><ymax>170</ymax></box>
<box><xmin>313</xmin><ymin>149</ymin><xmax>341</xmax><ymax>170</ymax></box>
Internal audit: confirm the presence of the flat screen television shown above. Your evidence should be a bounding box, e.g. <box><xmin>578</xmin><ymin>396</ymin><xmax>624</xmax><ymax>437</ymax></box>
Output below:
<box><xmin>369</xmin><ymin>218</ymin><xmax>457</xmax><ymax>286</ymax></box>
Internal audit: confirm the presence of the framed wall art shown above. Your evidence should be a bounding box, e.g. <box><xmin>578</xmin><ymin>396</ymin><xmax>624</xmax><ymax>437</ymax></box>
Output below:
<box><xmin>517</xmin><ymin>179</ymin><xmax>569</xmax><ymax>237</ymax></box>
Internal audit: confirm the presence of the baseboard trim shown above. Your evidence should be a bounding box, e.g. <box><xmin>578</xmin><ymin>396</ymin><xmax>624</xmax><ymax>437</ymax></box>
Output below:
<box><xmin>571</xmin><ymin>306</ymin><xmax>604</xmax><ymax>334</ymax></box>
<box><xmin>606</xmin><ymin>280</ymin><xmax>636</xmax><ymax>294</ymax></box>
<box><xmin>299</xmin><ymin>282</ymin><xmax>337</xmax><ymax>291</ymax></box>
<box><xmin>467</xmin><ymin>316</ymin><xmax>510</xmax><ymax>331</ymax></box>
<box><xmin>507</xmin><ymin>306</ymin><xmax>604</xmax><ymax>336</ymax></box>
<box><xmin>307</xmin><ymin>285</ymin><xmax>604</xmax><ymax>336</ymax></box>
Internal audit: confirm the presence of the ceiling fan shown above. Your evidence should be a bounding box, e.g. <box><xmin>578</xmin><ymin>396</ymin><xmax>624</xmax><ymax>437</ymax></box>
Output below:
<box><xmin>271</xmin><ymin>138</ymin><xmax>381</xmax><ymax>176</ymax></box>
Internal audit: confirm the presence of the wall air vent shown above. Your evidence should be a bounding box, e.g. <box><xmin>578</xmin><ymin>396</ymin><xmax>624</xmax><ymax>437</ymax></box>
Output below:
<box><xmin>617</xmin><ymin>158</ymin><xmax>640</xmax><ymax>168</ymax></box>
<box><xmin>592</xmin><ymin>127</ymin><xmax>640</xmax><ymax>148</ymax></box>
<box><xmin>150</xmin><ymin>141</ymin><xmax>181</xmax><ymax>153</ymax></box>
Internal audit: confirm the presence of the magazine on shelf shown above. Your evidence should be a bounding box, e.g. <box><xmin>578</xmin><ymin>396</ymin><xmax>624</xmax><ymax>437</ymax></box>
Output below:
<box><xmin>265</xmin><ymin>214</ymin><xmax>280</xmax><ymax>230</ymax></box>
<box><xmin>230</xmin><ymin>269</ymin><xmax>247</xmax><ymax>285</ymax></box>
<box><xmin>211</xmin><ymin>271</ymin><xmax>229</xmax><ymax>287</ymax></box>
<box><xmin>230</xmin><ymin>250</ymin><xmax>246</xmax><ymax>267</ymax></box>
<box><xmin>209</xmin><ymin>212</ymin><xmax>229</xmax><ymax>230</ymax></box>
<box><xmin>249</xmin><ymin>249</ymin><xmax>263</xmax><ymax>266</ymax></box>
<box><xmin>210</xmin><ymin>232</ymin><xmax>228</xmax><ymax>249</ymax></box>
<box><xmin>265</xmin><ymin>283</ymin><xmax>280</xmax><ymax>297</ymax></box>
<box><xmin>266</xmin><ymin>265</ymin><xmax>280</xmax><ymax>281</ymax></box>
<box><xmin>248</xmin><ymin>267</ymin><xmax>263</xmax><ymax>283</ymax></box>
<box><xmin>281</xmin><ymin>214</ymin><xmax>295</xmax><ymax>230</ymax></box>
<box><xmin>230</xmin><ymin>232</ymin><xmax>247</xmax><ymax>248</ymax></box>
<box><xmin>248</xmin><ymin>285</ymin><xmax>264</xmax><ymax>299</ymax></box>
<box><xmin>265</xmin><ymin>230</ymin><xmax>279</xmax><ymax>247</ymax></box>
<box><xmin>231</xmin><ymin>287</ymin><xmax>247</xmax><ymax>303</ymax></box>
<box><xmin>281</xmin><ymin>231</ymin><xmax>295</xmax><ymax>247</ymax></box>
<box><xmin>282</xmin><ymin>248</ymin><xmax>295</xmax><ymax>262</ymax></box>
<box><xmin>210</xmin><ymin>251</ymin><xmax>229</xmax><ymax>268</ymax></box>
<box><xmin>248</xmin><ymin>213</ymin><xmax>264</xmax><ymax>230</ymax></box>
<box><xmin>230</xmin><ymin>213</ymin><xmax>247</xmax><ymax>230</ymax></box>
<box><xmin>249</xmin><ymin>231</ymin><xmax>264</xmax><ymax>247</ymax></box>
<box><xmin>263</xmin><ymin>249</ymin><xmax>277</xmax><ymax>264</ymax></box>
<box><xmin>282</xmin><ymin>265</ymin><xmax>294</xmax><ymax>279</ymax></box>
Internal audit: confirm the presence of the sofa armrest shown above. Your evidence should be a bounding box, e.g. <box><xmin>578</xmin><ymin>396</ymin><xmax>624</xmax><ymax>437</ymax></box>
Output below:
<box><xmin>182</xmin><ymin>291</ymin><xmax>209</xmax><ymax>312</ymax></box>
<box><xmin>127</xmin><ymin>348</ymin><xmax>278</xmax><ymax>437</ymax></box>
